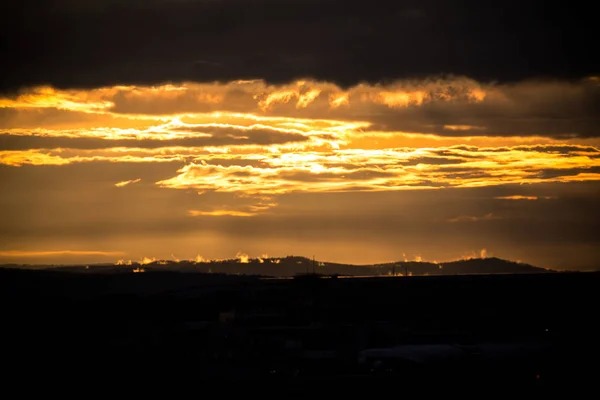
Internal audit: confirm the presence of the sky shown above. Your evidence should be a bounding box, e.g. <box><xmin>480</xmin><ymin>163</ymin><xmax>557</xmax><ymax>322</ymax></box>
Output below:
<box><xmin>1</xmin><ymin>0</ymin><xmax>599</xmax><ymax>270</ymax></box>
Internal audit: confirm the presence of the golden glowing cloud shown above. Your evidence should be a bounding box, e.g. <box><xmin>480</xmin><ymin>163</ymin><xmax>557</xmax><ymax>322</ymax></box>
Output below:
<box><xmin>188</xmin><ymin>210</ymin><xmax>255</xmax><ymax>217</ymax></box>
<box><xmin>376</xmin><ymin>90</ymin><xmax>427</xmax><ymax>107</ymax></box>
<box><xmin>447</xmin><ymin>213</ymin><xmax>498</xmax><ymax>223</ymax></box>
<box><xmin>1</xmin><ymin>78</ymin><xmax>599</xmax><ymax>224</ymax></box>
<box><xmin>0</xmin><ymin>77</ymin><xmax>490</xmax><ymax>117</ymax></box>
<box><xmin>0</xmin><ymin>86</ymin><xmax>115</xmax><ymax>113</ymax></box>
<box><xmin>495</xmin><ymin>195</ymin><xmax>555</xmax><ymax>201</ymax></box>
<box><xmin>139</xmin><ymin>257</ymin><xmax>157</xmax><ymax>265</ymax></box>
<box><xmin>236</xmin><ymin>252</ymin><xmax>250</xmax><ymax>263</ymax></box>
<box><xmin>0</xmin><ymin>150</ymin><xmax>72</xmax><ymax>166</ymax></box>
<box><xmin>115</xmin><ymin>178</ymin><xmax>141</xmax><ymax>187</ymax></box>
<box><xmin>153</xmin><ymin>145</ymin><xmax>600</xmax><ymax>196</ymax></box>
<box><xmin>444</xmin><ymin>125</ymin><xmax>486</xmax><ymax>131</ymax></box>
<box><xmin>329</xmin><ymin>92</ymin><xmax>350</xmax><ymax>108</ymax></box>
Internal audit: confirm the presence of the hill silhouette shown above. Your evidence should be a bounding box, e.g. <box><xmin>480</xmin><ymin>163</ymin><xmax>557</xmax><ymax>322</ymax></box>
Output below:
<box><xmin>9</xmin><ymin>256</ymin><xmax>550</xmax><ymax>277</ymax></box>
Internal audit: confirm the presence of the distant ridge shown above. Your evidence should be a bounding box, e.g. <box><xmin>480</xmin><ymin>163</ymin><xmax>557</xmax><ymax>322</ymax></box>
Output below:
<box><xmin>2</xmin><ymin>256</ymin><xmax>551</xmax><ymax>277</ymax></box>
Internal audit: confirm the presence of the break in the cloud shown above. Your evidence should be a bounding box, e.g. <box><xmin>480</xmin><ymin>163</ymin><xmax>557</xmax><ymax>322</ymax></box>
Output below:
<box><xmin>1</xmin><ymin>76</ymin><xmax>599</xmax><ymax>270</ymax></box>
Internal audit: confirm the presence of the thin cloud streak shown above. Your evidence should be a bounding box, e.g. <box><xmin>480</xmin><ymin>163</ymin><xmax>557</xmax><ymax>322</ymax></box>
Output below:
<box><xmin>115</xmin><ymin>178</ymin><xmax>141</xmax><ymax>187</ymax></box>
<box><xmin>446</xmin><ymin>213</ymin><xmax>499</xmax><ymax>223</ymax></box>
<box><xmin>495</xmin><ymin>195</ymin><xmax>555</xmax><ymax>201</ymax></box>
<box><xmin>188</xmin><ymin>210</ymin><xmax>255</xmax><ymax>217</ymax></box>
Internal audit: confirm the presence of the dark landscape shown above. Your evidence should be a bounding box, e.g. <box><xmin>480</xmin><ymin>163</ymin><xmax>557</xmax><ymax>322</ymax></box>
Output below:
<box><xmin>2</xmin><ymin>258</ymin><xmax>597</xmax><ymax>396</ymax></box>
<box><xmin>8</xmin><ymin>255</ymin><xmax>551</xmax><ymax>276</ymax></box>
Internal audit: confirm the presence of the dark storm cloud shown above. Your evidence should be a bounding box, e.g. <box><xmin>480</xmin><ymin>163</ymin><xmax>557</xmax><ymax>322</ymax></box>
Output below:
<box><xmin>1</xmin><ymin>0</ymin><xmax>596</xmax><ymax>92</ymax></box>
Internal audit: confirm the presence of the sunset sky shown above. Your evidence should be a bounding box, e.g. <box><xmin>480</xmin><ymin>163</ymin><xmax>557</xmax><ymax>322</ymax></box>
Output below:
<box><xmin>1</xmin><ymin>0</ymin><xmax>598</xmax><ymax>270</ymax></box>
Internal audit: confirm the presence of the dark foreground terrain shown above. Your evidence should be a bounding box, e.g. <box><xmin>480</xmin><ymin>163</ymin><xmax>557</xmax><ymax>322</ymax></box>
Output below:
<box><xmin>1</xmin><ymin>268</ymin><xmax>598</xmax><ymax>396</ymax></box>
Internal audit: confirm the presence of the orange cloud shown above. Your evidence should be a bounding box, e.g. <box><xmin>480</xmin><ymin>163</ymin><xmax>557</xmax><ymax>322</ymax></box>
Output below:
<box><xmin>0</xmin><ymin>86</ymin><xmax>115</xmax><ymax>113</ymax></box>
<box><xmin>155</xmin><ymin>144</ymin><xmax>600</xmax><ymax>196</ymax></box>
<box><xmin>446</xmin><ymin>213</ymin><xmax>499</xmax><ymax>223</ymax></box>
<box><xmin>115</xmin><ymin>178</ymin><xmax>141</xmax><ymax>187</ymax></box>
<box><xmin>2</xmin><ymin>77</ymin><xmax>597</xmax><ymax>141</ymax></box>
<box><xmin>188</xmin><ymin>210</ymin><xmax>256</xmax><ymax>217</ymax></box>
<box><xmin>0</xmin><ymin>150</ymin><xmax>72</xmax><ymax>167</ymax></box>
<box><xmin>0</xmin><ymin>77</ymin><xmax>488</xmax><ymax>117</ymax></box>
<box><xmin>495</xmin><ymin>195</ymin><xmax>555</xmax><ymax>201</ymax></box>
<box><xmin>444</xmin><ymin>125</ymin><xmax>486</xmax><ymax>131</ymax></box>
<box><xmin>2</xmin><ymin>79</ymin><xmax>599</xmax><ymax>222</ymax></box>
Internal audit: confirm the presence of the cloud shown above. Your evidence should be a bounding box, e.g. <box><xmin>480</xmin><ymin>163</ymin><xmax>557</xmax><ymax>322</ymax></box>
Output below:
<box><xmin>2</xmin><ymin>78</ymin><xmax>598</xmax><ymax>139</ymax></box>
<box><xmin>155</xmin><ymin>145</ymin><xmax>600</xmax><ymax>195</ymax></box>
<box><xmin>1</xmin><ymin>1</ymin><xmax>595</xmax><ymax>92</ymax></box>
<box><xmin>446</xmin><ymin>213</ymin><xmax>499</xmax><ymax>223</ymax></box>
<box><xmin>188</xmin><ymin>194</ymin><xmax>278</xmax><ymax>217</ymax></box>
<box><xmin>139</xmin><ymin>256</ymin><xmax>157</xmax><ymax>265</ymax></box>
<box><xmin>188</xmin><ymin>210</ymin><xmax>255</xmax><ymax>217</ymax></box>
<box><xmin>3</xmin><ymin>140</ymin><xmax>598</xmax><ymax>200</ymax></box>
<box><xmin>236</xmin><ymin>252</ymin><xmax>250</xmax><ymax>264</ymax></box>
<box><xmin>495</xmin><ymin>195</ymin><xmax>555</xmax><ymax>201</ymax></box>
<box><xmin>115</xmin><ymin>178</ymin><xmax>141</xmax><ymax>187</ymax></box>
<box><xmin>0</xmin><ymin>150</ymin><xmax>73</xmax><ymax>166</ymax></box>
<box><xmin>0</xmin><ymin>127</ymin><xmax>310</xmax><ymax>150</ymax></box>
<box><xmin>0</xmin><ymin>86</ymin><xmax>114</xmax><ymax>112</ymax></box>
<box><xmin>0</xmin><ymin>149</ymin><xmax>185</xmax><ymax>167</ymax></box>
<box><xmin>444</xmin><ymin>125</ymin><xmax>486</xmax><ymax>132</ymax></box>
